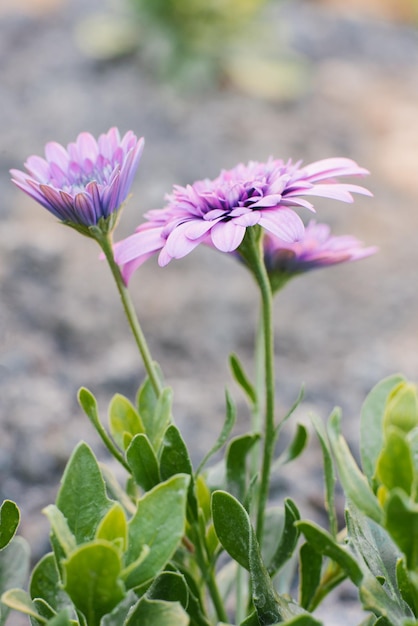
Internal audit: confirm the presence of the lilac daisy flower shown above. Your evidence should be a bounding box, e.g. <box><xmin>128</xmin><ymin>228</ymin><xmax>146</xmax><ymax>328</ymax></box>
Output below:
<box><xmin>263</xmin><ymin>220</ymin><xmax>378</xmax><ymax>292</ymax></box>
<box><xmin>10</xmin><ymin>128</ymin><xmax>144</xmax><ymax>232</ymax></box>
<box><xmin>114</xmin><ymin>157</ymin><xmax>372</xmax><ymax>282</ymax></box>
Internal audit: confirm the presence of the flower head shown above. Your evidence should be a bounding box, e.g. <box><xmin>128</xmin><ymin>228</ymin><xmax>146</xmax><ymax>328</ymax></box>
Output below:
<box><xmin>10</xmin><ymin>128</ymin><xmax>144</xmax><ymax>233</ymax></box>
<box><xmin>263</xmin><ymin>220</ymin><xmax>378</xmax><ymax>292</ymax></box>
<box><xmin>114</xmin><ymin>157</ymin><xmax>372</xmax><ymax>282</ymax></box>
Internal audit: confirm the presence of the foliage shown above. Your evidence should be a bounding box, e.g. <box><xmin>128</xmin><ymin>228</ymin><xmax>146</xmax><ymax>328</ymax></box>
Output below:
<box><xmin>5</xmin><ymin>129</ymin><xmax>414</xmax><ymax>625</ymax></box>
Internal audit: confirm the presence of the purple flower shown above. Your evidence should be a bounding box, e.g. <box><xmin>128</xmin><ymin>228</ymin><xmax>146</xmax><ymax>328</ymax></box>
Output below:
<box><xmin>10</xmin><ymin>128</ymin><xmax>144</xmax><ymax>230</ymax></box>
<box><xmin>114</xmin><ymin>157</ymin><xmax>372</xmax><ymax>283</ymax></box>
<box><xmin>263</xmin><ymin>220</ymin><xmax>378</xmax><ymax>292</ymax></box>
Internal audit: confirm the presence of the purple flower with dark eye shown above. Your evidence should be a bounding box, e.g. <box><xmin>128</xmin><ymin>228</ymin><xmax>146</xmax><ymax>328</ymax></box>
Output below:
<box><xmin>114</xmin><ymin>157</ymin><xmax>372</xmax><ymax>282</ymax></box>
<box><xmin>10</xmin><ymin>128</ymin><xmax>144</xmax><ymax>232</ymax></box>
<box><xmin>263</xmin><ymin>220</ymin><xmax>378</xmax><ymax>292</ymax></box>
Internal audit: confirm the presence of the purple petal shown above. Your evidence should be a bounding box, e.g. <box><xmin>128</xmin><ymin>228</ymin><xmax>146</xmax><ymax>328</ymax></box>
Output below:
<box><xmin>259</xmin><ymin>208</ymin><xmax>305</xmax><ymax>242</ymax></box>
<box><xmin>165</xmin><ymin>221</ymin><xmax>205</xmax><ymax>259</ymax></box>
<box><xmin>120</xmin><ymin>253</ymin><xmax>156</xmax><ymax>284</ymax></box>
<box><xmin>40</xmin><ymin>184</ymin><xmax>70</xmax><ymax>216</ymax></box>
<box><xmin>249</xmin><ymin>194</ymin><xmax>283</xmax><ymax>209</ymax></box>
<box><xmin>24</xmin><ymin>155</ymin><xmax>51</xmax><ymax>182</ymax></box>
<box><xmin>86</xmin><ymin>181</ymin><xmax>102</xmax><ymax>218</ymax></box>
<box><xmin>210</xmin><ymin>220</ymin><xmax>246</xmax><ymax>252</ymax></box>
<box><xmin>113</xmin><ymin>226</ymin><xmax>166</xmax><ymax>265</ymax></box>
<box><xmin>99</xmin><ymin>127</ymin><xmax>121</xmax><ymax>159</ymax></box>
<box><xmin>116</xmin><ymin>139</ymin><xmax>144</xmax><ymax>204</ymax></box>
<box><xmin>297</xmin><ymin>183</ymin><xmax>373</xmax><ymax>202</ymax></box>
<box><xmin>11</xmin><ymin>179</ymin><xmax>60</xmax><ymax>216</ymax></box>
<box><xmin>233</xmin><ymin>211</ymin><xmax>261</xmax><ymax>227</ymax></box>
<box><xmin>76</xmin><ymin>132</ymin><xmax>99</xmax><ymax>163</ymax></box>
<box><xmin>45</xmin><ymin>141</ymin><xmax>70</xmax><ymax>172</ymax></box>
<box><xmin>74</xmin><ymin>192</ymin><xmax>96</xmax><ymax>225</ymax></box>
<box><xmin>301</xmin><ymin>158</ymin><xmax>370</xmax><ymax>181</ymax></box>
<box><xmin>101</xmin><ymin>172</ymin><xmax>121</xmax><ymax>215</ymax></box>
<box><xmin>181</xmin><ymin>218</ymin><xmax>217</xmax><ymax>241</ymax></box>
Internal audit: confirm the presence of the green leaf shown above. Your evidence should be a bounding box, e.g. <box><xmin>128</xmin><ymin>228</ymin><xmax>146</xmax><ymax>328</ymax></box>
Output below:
<box><xmin>43</xmin><ymin>505</ymin><xmax>77</xmax><ymax>557</ymax></box>
<box><xmin>30</xmin><ymin>553</ymin><xmax>70</xmax><ymax>613</ymax></box>
<box><xmin>299</xmin><ymin>542</ymin><xmax>322</xmax><ymax>611</ymax></box>
<box><xmin>125</xmin><ymin>596</ymin><xmax>189</xmax><ymax>626</ymax></box>
<box><xmin>275</xmin><ymin>386</ymin><xmax>305</xmax><ymax>435</ymax></box>
<box><xmin>147</xmin><ymin>571</ymin><xmax>189</xmax><ymax>609</ymax></box>
<box><xmin>45</xmin><ymin>610</ymin><xmax>74</xmax><ymax>626</ymax></box>
<box><xmin>101</xmin><ymin>590</ymin><xmax>138</xmax><ymax>626</ymax></box>
<box><xmin>226</xmin><ymin>433</ymin><xmax>259</xmax><ymax>502</ymax></box>
<box><xmin>229</xmin><ymin>353</ymin><xmax>257</xmax><ymax>405</ymax></box>
<box><xmin>261</xmin><ymin>507</ymin><xmax>284</xmax><ymax>566</ymax></box>
<box><xmin>0</xmin><ymin>501</ymin><xmax>20</xmax><ymax>550</ymax></box>
<box><xmin>296</xmin><ymin>520</ymin><xmax>363</xmax><ymax>585</ymax></box>
<box><xmin>78</xmin><ymin>388</ymin><xmax>128</xmax><ymax>471</ymax></box>
<box><xmin>384</xmin><ymin>382</ymin><xmax>418</xmax><ymax>435</ymax></box>
<box><xmin>211</xmin><ymin>490</ymin><xmax>251</xmax><ymax>570</ymax></box>
<box><xmin>1</xmin><ymin>589</ymin><xmax>45</xmax><ymax>622</ymax></box>
<box><xmin>376</xmin><ymin>427</ymin><xmax>414</xmax><ymax>496</ymax></box>
<box><xmin>100</xmin><ymin>464</ymin><xmax>136</xmax><ymax>516</ymax></box>
<box><xmin>359</xmin><ymin>570</ymin><xmax>413</xmax><ymax>625</ymax></box>
<box><xmin>276</xmin><ymin>423</ymin><xmax>308</xmax><ymax>466</ymax></box>
<box><xmin>408</xmin><ymin>427</ymin><xmax>418</xmax><ymax>476</ymax></box>
<box><xmin>62</xmin><ymin>540</ymin><xmax>125</xmax><ymax>626</ymax></box>
<box><xmin>148</xmin><ymin>388</ymin><xmax>173</xmax><ymax>451</ymax></box>
<box><xmin>396</xmin><ymin>557</ymin><xmax>417</xmax><ymax>615</ymax></box>
<box><xmin>159</xmin><ymin>425</ymin><xmax>193</xmax><ymax>479</ymax></box>
<box><xmin>360</xmin><ymin>374</ymin><xmax>405</xmax><ymax>485</ymax></box>
<box><xmin>248</xmin><ymin>526</ymin><xmax>281</xmax><ymax>625</ymax></box>
<box><xmin>345</xmin><ymin>503</ymin><xmax>400</xmax><ymax>594</ymax></box>
<box><xmin>33</xmin><ymin>597</ymin><xmax>56</xmax><ymax>621</ymax></box>
<box><xmin>240</xmin><ymin>611</ymin><xmax>260</xmax><ymax>626</ymax></box>
<box><xmin>56</xmin><ymin>442</ymin><xmax>113</xmax><ymax>544</ymax></box>
<box><xmin>279</xmin><ymin>616</ymin><xmax>323</xmax><ymax>625</ymax></box>
<box><xmin>196</xmin><ymin>389</ymin><xmax>236</xmax><ymax>475</ymax></box>
<box><xmin>125</xmin><ymin>474</ymin><xmax>190</xmax><ymax>588</ymax></box>
<box><xmin>327</xmin><ymin>409</ymin><xmax>382</xmax><ymax>524</ymax></box>
<box><xmin>108</xmin><ymin>394</ymin><xmax>145</xmax><ymax>451</ymax></box>
<box><xmin>136</xmin><ymin>365</ymin><xmax>164</xmax><ymax>428</ymax></box>
<box><xmin>0</xmin><ymin>537</ymin><xmax>30</xmax><ymax>626</ymax></box>
<box><xmin>159</xmin><ymin>425</ymin><xmax>198</xmax><ymax>521</ymax></box>
<box><xmin>95</xmin><ymin>503</ymin><xmax>127</xmax><ymax>551</ymax></box>
<box><xmin>385</xmin><ymin>489</ymin><xmax>418</xmax><ymax>571</ymax></box>
<box><xmin>268</xmin><ymin>498</ymin><xmax>300</xmax><ymax>576</ymax></box>
<box><xmin>311</xmin><ymin>413</ymin><xmax>338</xmax><ymax>538</ymax></box>
<box><xmin>127</xmin><ymin>434</ymin><xmax>160</xmax><ymax>492</ymax></box>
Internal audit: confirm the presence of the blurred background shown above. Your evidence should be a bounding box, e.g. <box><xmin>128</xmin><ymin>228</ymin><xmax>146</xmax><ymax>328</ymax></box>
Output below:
<box><xmin>1</xmin><ymin>0</ymin><xmax>418</xmax><ymax>622</ymax></box>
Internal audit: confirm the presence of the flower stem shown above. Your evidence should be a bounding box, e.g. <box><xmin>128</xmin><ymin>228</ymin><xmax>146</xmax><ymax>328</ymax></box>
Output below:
<box><xmin>96</xmin><ymin>233</ymin><xmax>163</xmax><ymax>397</ymax></box>
<box><xmin>191</xmin><ymin>526</ymin><xmax>229</xmax><ymax>623</ymax></box>
<box><xmin>242</xmin><ymin>228</ymin><xmax>276</xmax><ymax>543</ymax></box>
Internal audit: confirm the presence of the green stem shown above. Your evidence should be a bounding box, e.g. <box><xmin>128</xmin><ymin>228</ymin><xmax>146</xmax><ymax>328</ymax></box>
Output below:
<box><xmin>97</xmin><ymin>233</ymin><xmax>163</xmax><ymax>397</ymax></box>
<box><xmin>192</xmin><ymin>526</ymin><xmax>228</xmax><ymax>624</ymax></box>
<box><xmin>243</xmin><ymin>229</ymin><xmax>276</xmax><ymax>543</ymax></box>
<box><xmin>250</xmin><ymin>311</ymin><xmax>265</xmax><ymax>478</ymax></box>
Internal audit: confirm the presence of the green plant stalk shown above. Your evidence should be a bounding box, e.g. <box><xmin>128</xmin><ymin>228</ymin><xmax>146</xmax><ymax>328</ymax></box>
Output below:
<box><xmin>241</xmin><ymin>228</ymin><xmax>276</xmax><ymax>542</ymax></box>
<box><xmin>250</xmin><ymin>312</ymin><xmax>265</xmax><ymax>478</ymax></box>
<box><xmin>236</xmin><ymin>564</ymin><xmax>247</xmax><ymax>624</ymax></box>
<box><xmin>307</xmin><ymin>562</ymin><xmax>347</xmax><ymax>612</ymax></box>
<box><xmin>191</xmin><ymin>525</ymin><xmax>229</xmax><ymax>624</ymax></box>
<box><xmin>95</xmin><ymin>232</ymin><xmax>163</xmax><ymax>397</ymax></box>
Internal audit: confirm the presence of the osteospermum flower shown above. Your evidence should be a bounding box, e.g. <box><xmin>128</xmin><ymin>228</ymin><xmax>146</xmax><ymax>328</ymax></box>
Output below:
<box><xmin>10</xmin><ymin>128</ymin><xmax>144</xmax><ymax>233</ymax></box>
<box><xmin>263</xmin><ymin>220</ymin><xmax>378</xmax><ymax>293</ymax></box>
<box><xmin>114</xmin><ymin>157</ymin><xmax>372</xmax><ymax>282</ymax></box>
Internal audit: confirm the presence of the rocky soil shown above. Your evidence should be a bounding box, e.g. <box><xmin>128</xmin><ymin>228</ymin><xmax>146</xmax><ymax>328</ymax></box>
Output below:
<box><xmin>1</xmin><ymin>0</ymin><xmax>418</xmax><ymax>623</ymax></box>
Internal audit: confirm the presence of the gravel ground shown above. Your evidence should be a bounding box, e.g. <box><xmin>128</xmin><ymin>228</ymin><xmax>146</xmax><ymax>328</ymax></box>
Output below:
<box><xmin>1</xmin><ymin>0</ymin><xmax>418</xmax><ymax>623</ymax></box>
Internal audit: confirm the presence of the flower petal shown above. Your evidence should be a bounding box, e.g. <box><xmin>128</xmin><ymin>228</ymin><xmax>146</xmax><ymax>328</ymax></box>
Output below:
<box><xmin>113</xmin><ymin>225</ymin><xmax>166</xmax><ymax>265</ymax></box>
<box><xmin>259</xmin><ymin>208</ymin><xmax>305</xmax><ymax>242</ymax></box>
<box><xmin>210</xmin><ymin>220</ymin><xmax>246</xmax><ymax>252</ymax></box>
